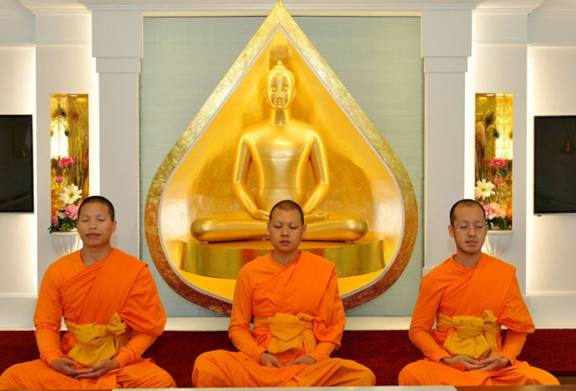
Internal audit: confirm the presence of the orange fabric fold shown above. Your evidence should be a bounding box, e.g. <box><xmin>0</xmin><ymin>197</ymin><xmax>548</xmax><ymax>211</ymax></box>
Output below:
<box><xmin>254</xmin><ymin>312</ymin><xmax>316</xmax><ymax>354</ymax></box>
<box><xmin>228</xmin><ymin>252</ymin><xmax>344</xmax><ymax>362</ymax></box>
<box><xmin>0</xmin><ymin>249</ymin><xmax>175</xmax><ymax>390</ymax></box>
<box><xmin>193</xmin><ymin>251</ymin><xmax>375</xmax><ymax>387</ymax></box>
<box><xmin>438</xmin><ymin>310</ymin><xmax>500</xmax><ymax>360</ymax></box>
<box><xmin>400</xmin><ymin>253</ymin><xmax>559</xmax><ymax>386</ymax></box>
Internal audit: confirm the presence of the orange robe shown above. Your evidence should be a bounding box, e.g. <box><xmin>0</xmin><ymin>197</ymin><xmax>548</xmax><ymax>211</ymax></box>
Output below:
<box><xmin>399</xmin><ymin>253</ymin><xmax>559</xmax><ymax>386</ymax></box>
<box><xmin>0</xmin><ymin>249</ymin><xmax>175</xmax><ymax>390</ymax></box>
<box><xmin>192</xmin><ymin>251</ymin><xmax>375</xmax><ymax>387</ymax></box>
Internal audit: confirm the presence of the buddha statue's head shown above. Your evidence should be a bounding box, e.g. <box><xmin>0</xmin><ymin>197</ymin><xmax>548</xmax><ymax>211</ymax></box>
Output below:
<box><xmin>265</xmin><ymin>60</ymin><xmax>296</xmax><ymax>110</ymax></box>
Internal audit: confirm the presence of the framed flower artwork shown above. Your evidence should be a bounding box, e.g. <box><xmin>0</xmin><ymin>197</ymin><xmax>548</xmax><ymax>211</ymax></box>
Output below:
<box><xmin>49</xmin><ymin>94</ymin><xmax>89</xmax><ymax>233</ymax></box>
<box><xmin>475</xmin><ymin>93</ymin><xmax>513</xmax><ymax>231</ymax></box>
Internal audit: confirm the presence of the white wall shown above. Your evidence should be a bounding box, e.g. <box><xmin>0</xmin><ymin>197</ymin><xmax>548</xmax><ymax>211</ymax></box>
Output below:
<box><xmin>528</xmin><ymin>46</ymin><xmax>576</xmax><ymax>294</ymax></box>
<box><xmin>466</xmin><ymin>6</ymin><xmax>576</xmax><ymax>326</ymax></box>
<box><xmin>0</xmin><ymin>46</ymin><xmax>37</xmax><ymax>328</ymax></box>
<box><xmin>470</xmin><ymin>12</ymin><xmax>529</xmax><ymax>290</ymax></box>
<box><xmin>524</xmin><ymin>7</ymin><xmax>576</xmax><ymax>326</ymax></box>
<box><xmin>0</xmin><ymin>3</ymin><xmax>93</xmax><ymax>328</ymax></box>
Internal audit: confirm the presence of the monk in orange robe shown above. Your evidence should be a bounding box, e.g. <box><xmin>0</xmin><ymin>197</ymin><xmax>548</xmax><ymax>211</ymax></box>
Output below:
<box><xmin>0</xmin><ymin>196</ymin><xmax>175</xmax><ymax>389</ymax></box>
<box><xmin>399</xmin><ymin>199</ymin><xmax>559</xmax><ymax>386</ymax></box>
<box><xmin>192</xmin><ymin>200</ymin><xmax>375</xmax><ymax>387</ymax></box>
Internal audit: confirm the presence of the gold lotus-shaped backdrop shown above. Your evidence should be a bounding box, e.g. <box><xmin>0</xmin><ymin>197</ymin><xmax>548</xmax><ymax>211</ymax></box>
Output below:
<box><xmin>145</xmin><ymin>2</ymin><xmax>418</xmax><ymax>314</ymax></box>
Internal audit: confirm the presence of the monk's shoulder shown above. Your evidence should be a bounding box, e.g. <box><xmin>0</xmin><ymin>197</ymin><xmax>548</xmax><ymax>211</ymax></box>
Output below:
<box><xmin>46</xmin><ymin>251</ymin><xmax>81</xmax><ymax>274</ymax></box>
<box><xmin>40</xmin><ymin>252</ymin><xmax>82</xmax><ymax>287</ymax></box>
<box><xmin>422</xmin><ymin>257</ymin><xmax>453</xmax><ymax>283</ymax></box>
<box><xmin>238</xmin><ymin>254</ymin><xmax>269</xmax><ymax>277</ymax></box>
<box><xmin>481</xmin><ymin>253</ymin><xmax>516</xmax><ymax>276</ymax></box>
<box><xmin>300</xmin><ymin>251</ymin><xmax>335</xmax><ymax>274</ymax></box>
<box><xmin>110</xmin><ymin>248</ymin><xmax>147</xmax><ymax>270</ymax></box>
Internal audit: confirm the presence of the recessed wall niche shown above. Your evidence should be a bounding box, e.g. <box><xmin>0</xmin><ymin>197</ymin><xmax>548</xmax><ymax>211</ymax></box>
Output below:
<box><xmin>49</xmin><ymin>94</ymin><xmax>89</xmax><ymax>233</ymax></box>
<box><xmin>475</xmin><ymin>93</ymin><xmax>513</xmax><ymax>231</ymax></box>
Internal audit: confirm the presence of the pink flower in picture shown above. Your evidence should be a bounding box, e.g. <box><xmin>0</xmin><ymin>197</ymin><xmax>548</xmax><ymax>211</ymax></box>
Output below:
<box><xmin>482</xmin><ymin>203</ymin><xmax>492</xmax><ymax>218</ymax></box>
<box><xmin>494</xmin><ymin>177</ymin><xmax>504</xmax><ymax>186</ymax></box>
<box><xmin>58</xmin><ymin>157</ymin><xmax>75</xmax><ymax>168</ymax></box>
<box><xmin>55</xmin><ymin>175</ymin><xmax>64</xmax><ymax>184</ymax></box>
<box><xmin>486</xmin><ymin>202</ymin><xmax>506</xmax><ymax>220</ymax></box>
<box><xmin>64</xmin><ymin>204</ymin><xmax>79</xmax><ymax>220</ymax></box>
<box><xmin>51</xmin><ymin>215</ymin><xmax>58</xmax><ymax>226</ymax></box>
<box><xmin>490</xmin><ymin>158</ymin><xmax>506</xmax><ymax>169</ymax></box>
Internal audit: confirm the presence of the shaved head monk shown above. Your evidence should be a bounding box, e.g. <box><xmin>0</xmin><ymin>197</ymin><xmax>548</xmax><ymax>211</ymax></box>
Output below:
<box><xmin>0</xmin><ymin>196</ymin><xmax>175</xmax><ymax>389</ymax></box>
<box><xmin>399</xmin><ymin>199</ymin><xmax>559</xmax><ymax>386</ymax></box>
<box><xmin>192</xmin><ymin>200</ymin><xmax>375</xmax><ymax>387</ymax></box>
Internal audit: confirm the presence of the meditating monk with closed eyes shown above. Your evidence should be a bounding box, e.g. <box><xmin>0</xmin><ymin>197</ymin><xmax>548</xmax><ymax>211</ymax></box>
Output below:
<box><xmin>399</xmin><ymin>198</ymin><xmax>559</xmax><ymax>386</ymax></box>
<box><xmin>0</xmin><ymin>196</ymin><xmax>175</xmax><ymax>390</ymax></box>
<box><xmin>192</xmin><ymin>200</ymin><xmax>375</xmax><ymax>387</ymax></box>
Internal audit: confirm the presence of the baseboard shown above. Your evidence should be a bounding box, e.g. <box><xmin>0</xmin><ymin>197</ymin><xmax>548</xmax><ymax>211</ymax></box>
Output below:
<box><xmin>559</xmin><ymin>376</ymin><xmax>576</xmax><ymax>385</ymax></box>
<box><xmin>526</xmin><ymin>292</ymin><xmax>576</xmax><ymax>328</ymax></box>
<box><xmin>166</xmin><ymin>317</ymin><xmax>229</xmax><ymax>331</ymax></box>
<box><xmin>0</xmin><ymin>294</ymin><xmax>36</xmax><ymax>330</ymax></box>
<box><xmin>165</xmin><ymin>316</ymin><xmax>412</xmax><ymax>331</ymax></box>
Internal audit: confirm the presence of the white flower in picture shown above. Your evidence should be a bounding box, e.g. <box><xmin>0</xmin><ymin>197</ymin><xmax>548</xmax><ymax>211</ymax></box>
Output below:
<box><xmin>475</xmin><ymin>179</ymin><xmax>495</xmax><ymax>200</ymax></box>
<box><xmin>59</xmin><ymin>184</ymin><xmax>82</xmax><ymax>205</ymax></box>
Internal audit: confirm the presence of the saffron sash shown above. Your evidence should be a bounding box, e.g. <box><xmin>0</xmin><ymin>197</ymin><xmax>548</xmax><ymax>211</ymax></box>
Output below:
<box><xmin>66</xmin><ymin>312</ymin><xmax>128</xmax><ymax>367</ymax></box>
<box><xmin>438</xmin><ymin>310</ymin><xmax>500</xmax><ymax>359</ymax></box>
<box><xmin>255</xmin><ymin>313</ymin><xmax>316</xmax><ymax>354</ymax></box>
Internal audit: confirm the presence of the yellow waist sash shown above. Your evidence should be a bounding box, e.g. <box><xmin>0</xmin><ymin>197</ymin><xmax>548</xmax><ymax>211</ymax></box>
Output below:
<box><xmin>438</xmin><ymin>310</ymin><xmax>500</xmax><ymax>360</ymax></box>
<box><xmin>65</xmin><ymin>312</ymin><xmax>128</xmax><ymax>367</ymax></box>
<box><xmin>254</xmin><ymin>313</ymin><xmax>317</xmax><ymax>354</ymax></box>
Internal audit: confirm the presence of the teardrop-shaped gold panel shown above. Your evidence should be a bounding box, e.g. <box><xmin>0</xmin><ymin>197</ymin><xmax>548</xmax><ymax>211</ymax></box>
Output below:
<box><xmin>145</xmin><ymin>2</ymin><xmax>418</xmax><ymax>314</ymax></box>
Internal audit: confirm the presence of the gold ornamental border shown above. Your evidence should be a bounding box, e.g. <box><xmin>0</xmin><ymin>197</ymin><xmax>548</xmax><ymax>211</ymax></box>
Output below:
<box><xmin>144</xmin><ymin>1</ymin><xmax>418</xmax><ymax>314</ymax></box>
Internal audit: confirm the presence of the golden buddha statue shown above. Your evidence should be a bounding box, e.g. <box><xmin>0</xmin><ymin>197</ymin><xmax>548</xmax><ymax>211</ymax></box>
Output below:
<box><xmin>191</xmin><ymin>61</ymin><xmax>368</xmax><ymax>242</ymax></box>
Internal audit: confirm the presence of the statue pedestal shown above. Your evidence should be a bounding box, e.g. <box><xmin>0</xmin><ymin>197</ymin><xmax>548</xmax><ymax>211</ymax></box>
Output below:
<box><xmin>176</xmin><ymin>238</ymin><xmax>387</xmax><ymax>279</ymax></box>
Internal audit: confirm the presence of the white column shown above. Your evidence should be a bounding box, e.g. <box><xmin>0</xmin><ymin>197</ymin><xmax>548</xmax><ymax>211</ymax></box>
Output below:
<box><xmin>92</xmin><ymin>10</ymin><xmax>142</xmax><ymax>255</ymax></box>
<box><xmin>422</xmin><ymin>10</ymin><xmax>472</xmax><ymax>271</ymax></box>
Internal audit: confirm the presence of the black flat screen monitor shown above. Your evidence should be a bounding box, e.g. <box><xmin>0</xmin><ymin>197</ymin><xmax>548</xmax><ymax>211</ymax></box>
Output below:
<box><xmin>534</xmin><ymin>115</ymin><xmax>576</xmax><ymax>214</ymax></box>
<box><xmin>0</xmin><ymin>115</ymin><xmax>33</xmax><ymax>212</ymax></box>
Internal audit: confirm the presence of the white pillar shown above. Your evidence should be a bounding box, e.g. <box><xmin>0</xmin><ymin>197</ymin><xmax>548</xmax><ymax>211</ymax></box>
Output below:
<box><xmin>422</xmin><ymin>10</ymin><xmax>472</xmax><ymax>271</ymax></box>
<box><xmin>92</xmin><ymin>10</ymin><xmax>142</xmax><ymax>255</ymax></box>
